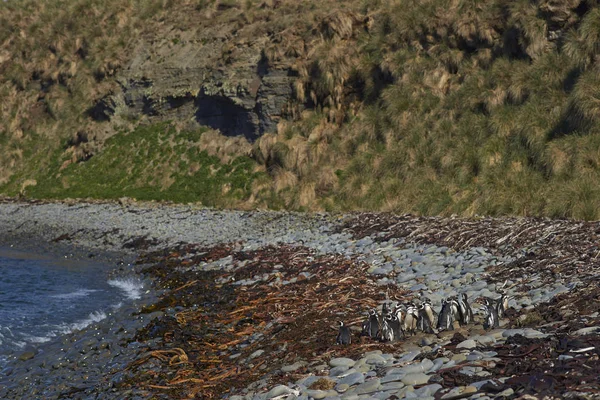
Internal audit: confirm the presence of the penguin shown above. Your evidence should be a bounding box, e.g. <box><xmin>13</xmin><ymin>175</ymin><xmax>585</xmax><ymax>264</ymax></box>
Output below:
<box><xmin>364</xmin><ymin>309</ymin><xmax>379</xmax><ymax>338</ymax></box>
<box><xmin>457</xmin><ymin>293</ymin><xmax>474</xmax><ymax>325</ymax></box>
<box><xmin>496</xmin><ymin>292</ymin><xmax>510</xmax><ymax>318</ymax></box>
<box><xmin>381</xmin><ymin>301</ymin><xmax>390</xmax><ymax>318</ymax></box>
<box><xmin>403</xmin><ymin>303</ymin><xmax>419</xmax><ymax>335</ymax></box>
<box><xmin>422</xmin><ymin>298</ymin><xmax>437</xmax><ymax>329</ymax></box>
<box><xmin>418</xmin><ymin>303</ymin><xmax>436</xmax><ymax>334</ymax></box>
<box><xmin>437</xmin><ymin>299</ymin><xmax>454</xmax><ymax>331</ymax></box>
<box><xmin>336</xmin><ymin>321</ymin><xmax>352</xmax><ymax>345</ymax></box>
<box><xmin>448</xmin><ymin>296</ymin><xmax>462</xmax><ymax>325</ymax></box>
<box><xmin>361</xmin><ymin>312</ymin><xmax>370</xmax><ymax>337</ymax></box>
<box><xmin>483</xmin><ymin>298</ymin><xmax>500</xmax><ymax>329</ymax></box>
<box><xmin>388</xmin><ymin>314</ymin><xmax>402</xmax><ymax>341</ymax></box>
<box><xmin>380</xmin><ymin>314</ymin><xmax>395</xmax><ymax>342</ymax></box>
<box><xmin>393</xmin><ymin>304</ymin><xmax>406</xmax><ymax>336</ymax></box>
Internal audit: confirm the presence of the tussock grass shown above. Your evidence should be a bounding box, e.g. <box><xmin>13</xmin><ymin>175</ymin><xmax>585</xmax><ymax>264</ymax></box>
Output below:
<box><xmin>5</xmin><ymin>0</ymin><xmax>600</xmax><ymax>218</ymax></box>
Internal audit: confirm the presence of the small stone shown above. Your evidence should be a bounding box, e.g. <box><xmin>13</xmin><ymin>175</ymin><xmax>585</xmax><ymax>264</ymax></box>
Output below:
<box><xmin>337</xmin><ymin>372</ymin><xmax>365</xmax><ymax>386</ymax></box>
<box><xmin>415</xmin><ymin>383</ymin><xmax>442</xmax><ymax>397</ymax></box>
<box><xmin>354</xmin><ymin>378</ymin><xmax>380</xmax><ymax>394</ymax></box>
<box><xmin>304</xmin><ymin>389</ymin><xmax>337</xmax><ymax>399</ymax></box>
<box><xmin>18</xmin><ymin>351</ymin><xmax>36</xmax><ymax>361</ymax></box>
<box><xmin>401</xmin><ymin>373</ymin><xmax>430</xmax><ymax>386</ymax></box>
<box><xmin>451</xmin><ymin>353</ymin><xmax>467</xmax><ymax>363</ymax></box>
<box><xmin>466</xmin><ymin>352</ymin><xmax>483</xmax><ymax>361</ymax></box>
<box><xmin>381</xmin><ymin>381</ymin><xmax>405</xmax><ymax>391</ymax></box>
<box><xmin>401</xmin><ymin>358</ymin><xmax>434</xmax><ymax>374</ymax></box>
<box><xmin>329</xmin><ymin>365</ymin><xmax>350</xmax><ymax>377</ymax></box>
<box><xmin>335</xmin><ymin>383</ymin><xmax>349</xmax><ymax>393</ymax></box>
<box><xmin>472</xmin><ymin>335</ymin><xmax>496</xmax><ymax>346</ymax></box>
<box><xmin>398</xmin><ymin>350</ymin><xmax>420</xmax><ymax>362</ymax></box>
<box><xmin>330</xmin><ymin>358</ymin><xmax>356</xmax><ymax>368</ymax></box>
<box><xmin>364</xmin><ymin>354</ymin><xmax>386</xmax><ymax>366</ymax></box>
<box><xmin>441</xmin><ymin>385</ymin><xmax>477</xmax><ymax>400</ymax></box>
<box><xmin>265</xmin><ymin>385</ymin><xmax>296</xmax><ymax>399</ymax></box>
<box><xmin>497</xmin><ymin>388</ymin><xmax>514</xmax><ymax>397</ymax></box>
<box><xmin>249</xmin><ymin>349</ymin><xmax>265</xmax><ymax>359</ymax></box>
<box><xmin>456</xmin><ymin>339</ymin><xmax>477</xmax><ymax>349</ymax></box>
<box><xmin>281</xmin><ymin>361</ymin><xmax>306</xmax><ymax>372</ymax></box>
<box><xmin>381</xmin><ymin>373</ymin><xmax>404</xmax><ymax>384</ymax></box>
<box><xmin>574</xmin><ymin>326</ymin><xmax>600</xmax><ymax>336</ymax></box>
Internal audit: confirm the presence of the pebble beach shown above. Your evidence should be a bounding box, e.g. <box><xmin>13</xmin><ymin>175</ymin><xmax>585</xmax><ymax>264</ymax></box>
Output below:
<box><xmin>0</xmin><ymin>200</ymin><xmax>598</xmax><ymax>399</ymax></box>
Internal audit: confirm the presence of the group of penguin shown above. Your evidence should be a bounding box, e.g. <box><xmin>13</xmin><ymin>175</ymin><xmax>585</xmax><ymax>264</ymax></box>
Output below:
<box><xmin>336</xmin><ymin>292</ymin><xmax>511</xmax><ymax>345</ymax></box>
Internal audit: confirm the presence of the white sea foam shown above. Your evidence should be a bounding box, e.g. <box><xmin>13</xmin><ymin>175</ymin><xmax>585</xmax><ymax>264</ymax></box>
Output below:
<box><xmin>20</xmin><ymin>333</ymin><xmax>52</xmax><ymax>344</ymax></box>
<box><xmin>56</xmin><ymin>310</ymin><xmax>107</xmax><ymax>334</ymax></box>
<box><xmin>107</xmin><ymin>278</ymin><xmax>144</xmax><ymax>300</ymax></box>
<box><xmin>50</xmin><ymin>288</ymin><xmax>99</xmax><ymax>300</ymax></box>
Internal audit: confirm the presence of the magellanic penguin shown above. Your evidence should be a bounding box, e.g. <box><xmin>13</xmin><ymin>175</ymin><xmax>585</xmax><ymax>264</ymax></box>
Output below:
<box><xmin>362</xmin><ymin>309</ymin><xmax>379</xmax><ymax>338</ymax></box>
<box><xmin>418</xmin><ymin>303</ymin><xmax>436</xmax><ymax>334</ymax></box>
<box><xmin>448</xmin><ymin>296</ymin><xmax>462</xmax><ymax>326</ymax></box>
<box><xmin>404</xmin><ymin>303</ymin><xmax>419</xmax><ymax>335</ymax></box>
<box><xmin>457</xmin><ymin>293</ymin><xmax>474</xmax><ymax>325</ymax></box>
<box><xmin>437</xmin><ymin>299</ymin><xmax>454</xmax><ymax>331</ymax></box>
<box><xmin>496</xmin><ymin>292</ymin><xmax>511</xmax><ymax>318</ymax></box>
<box><xmin>483</xmin><ymin>298</ymin><xmax>500</xmax><ymax>329</ymax></box>
<box><xmin>422</xmin><ymin>298</ymin><xmax>437</xmax><ymax>329</ymax></box>
<box><xmin>394</xmin><ymin>304</ymin><xmax>406</xmax><ymax>324</ymax></box>
<box><xmin>388</xmin><ymin>314</ymin><xmax>402</xmax><ymax>341</ymax></box>
<box><xmin>380</xmin><ymin>315</ymin><xmax>395</xmax><ymax>342</ymax></box>
<box><xmin>336</xmin><ymin>321</ymin><xmax>352</xmax><ymax>345</ymax></box>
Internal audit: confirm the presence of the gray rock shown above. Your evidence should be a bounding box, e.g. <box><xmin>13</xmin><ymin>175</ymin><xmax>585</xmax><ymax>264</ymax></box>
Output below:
<box><xmin>354</xmin><ymin>378</ymin><xmax>380</xmax><ymax>394</ymax></box>
<box><xmin>329</xmin><ymin>366</ymin><xmax>350</xmax><ymax>377</ymax></box>
<box><xmin>249</xmin><ymin>349</ymin><xmax>265</xmax><ymax>359</ymax></box>
<box><xmin>574</xmin><ymin>326</ymin><xmax>600</xmax><ymax>336</ymax></box>
<box><xmin>265</xmin><ymin>385</ymin><xmax>297</xmax><ymax>399</ymax></box>
<box><xmin>440</xmin><ymin>385</ymin><xmax>477</xmax><ymax>399</ymax></box>
<box><xmin>401</xmin><ymin>373</ymin><xmax>430</xmax><ymax>386</ymax></box>
<box><xmin>330</xmin><ymin>358</ymin><xmax>356</xmax><ymax>368</ymax></box>
<box><xmin>282</xmin><ymin>361</ymin><xmax>306</xmax><ymax>372</ymax></box>
<box><xmin>298</xmin><ymin>375</ymin><xmax>321</xmax><ymax>388</ymax></box>
<box><xmin>364</xmin><ymin>354</ymin><xmax>386</xmax><ymax>366</ymax></box>
<box><xmin>337</xmin><ymin>372</ymin><xmax>365</xmax><ymax>386</ymax></box>
<box><xmin>456</xmin><ymin>339</ymin><xmax>477</xmax><ymax>349</ymax></box>
<box><xmin>334</xmin><ymin>383</ymin><xmax>349</xmax><ymax>393</ymax></box>
<box><xmin>401</xmin><ymin>359</ymin><xmax>434</xmax><ymax>374</ymax></box>
<box><xmin>398</xmin><ymin>351</ymin><xmax>420</xmax><ymax>362</ymax></box>
<box><xmin>18</xmin><ymin>351</ymin><xmax>36</xmax><ymax>362</ymax></box>
<box><xmin>304</xmin><ymin>389</ymin><xmax>337</xmax><ymax>399</ymax></box>
<box><xmin>380</xmin><ymin>381</ymin><xmax>405</xmax><ymax>391</ymax></box>
<box><xmin>472</xmin><ymin>335</ymin><xmax>496</xmax><ymax>346</ymax></box>
<box><xmin>414</xmin><ymin>383</ymin><xmax>442</xmax><ymax>397</ymax></box>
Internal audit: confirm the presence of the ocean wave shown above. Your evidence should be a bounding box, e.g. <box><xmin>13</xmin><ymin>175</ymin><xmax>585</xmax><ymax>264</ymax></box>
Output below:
<box><xmin>20</xmin><ymin>333</ymin><xmax>52</xmax><ymax>344</ymax></box>
<box><xmin>50</xmin><ymin>288</ymin><xmax>100</xmax><ymax>300</ymax></box>
<box><xmin>56</xmin><ymin>310</ymin><xmax>107</xmax><ymax>335</ymax></box>
<box><xmin>107</xmin><ymin>278</ymin><xmax>144</xmax><ymax>300</ymax></box>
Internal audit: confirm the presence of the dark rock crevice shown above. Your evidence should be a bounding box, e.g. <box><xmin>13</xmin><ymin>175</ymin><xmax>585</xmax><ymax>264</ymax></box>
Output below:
<box><xmin>195</xmin><ymin>94</ymin><xmax>260</xmax><ymax>141</ymax></box>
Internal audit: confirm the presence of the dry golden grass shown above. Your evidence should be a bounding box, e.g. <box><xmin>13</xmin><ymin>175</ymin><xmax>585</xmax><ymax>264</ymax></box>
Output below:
<box><xmin>5</xmin><ymin>0</ymin><xmax>600</xmax><ymax>219</ymax></box>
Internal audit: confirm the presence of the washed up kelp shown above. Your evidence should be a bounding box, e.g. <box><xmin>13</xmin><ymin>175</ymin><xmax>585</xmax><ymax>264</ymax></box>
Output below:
<box><xmin>123</xmin><ymin>243</ymin><xmax>408</xmax><ymax>398</ymax></box>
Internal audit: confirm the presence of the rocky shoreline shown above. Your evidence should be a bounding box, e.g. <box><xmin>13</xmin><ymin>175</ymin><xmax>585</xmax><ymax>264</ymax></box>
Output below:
<box><xmin>0</xmin><ymin>200</ymin><xmax>599</xmax><ymax>399</ymax></box>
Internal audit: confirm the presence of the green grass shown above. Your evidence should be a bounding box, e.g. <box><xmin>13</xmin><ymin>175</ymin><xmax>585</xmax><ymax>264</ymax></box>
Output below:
<box><xmin>15</xmin><ymin>123</ymin><xmax>264</xmax><ymax>206</ymax></box>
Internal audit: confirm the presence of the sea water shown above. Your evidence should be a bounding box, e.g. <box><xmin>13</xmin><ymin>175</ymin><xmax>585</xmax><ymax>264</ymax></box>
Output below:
<box><xmin>0</xmin><ymin>248</ymin><xmax>143</xmax><ymax>366</ymax></box>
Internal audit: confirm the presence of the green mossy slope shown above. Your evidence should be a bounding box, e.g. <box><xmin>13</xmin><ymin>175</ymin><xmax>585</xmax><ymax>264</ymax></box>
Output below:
<box><xmin>15</xmin><ymin>123</ymin><xmax>263</xmax><ymax>207</ymax></box>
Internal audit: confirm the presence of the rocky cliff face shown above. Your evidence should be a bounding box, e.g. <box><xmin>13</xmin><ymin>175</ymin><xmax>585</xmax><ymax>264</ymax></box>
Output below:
<box><xmin>88</xmin><ymin>24</ymin><xmax>295</xmax><ymax>142</ymax></box>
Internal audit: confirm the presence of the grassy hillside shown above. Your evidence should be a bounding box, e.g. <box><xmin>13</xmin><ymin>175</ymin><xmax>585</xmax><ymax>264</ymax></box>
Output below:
<box><xmin>3</xmin><ymin>0</ymin><xmax>600</xmax><ymax>218</ymax></box>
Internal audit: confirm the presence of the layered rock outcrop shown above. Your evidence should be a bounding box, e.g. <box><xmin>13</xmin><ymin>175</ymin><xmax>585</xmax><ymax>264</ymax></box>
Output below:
<box><xmin>89</xmin><ymin>27</ymin><xmax>295</xmax><ymax>141</ymax></box>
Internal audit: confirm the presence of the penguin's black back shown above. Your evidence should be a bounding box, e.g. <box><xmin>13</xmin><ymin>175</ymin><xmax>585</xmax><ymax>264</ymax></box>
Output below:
<box><xmin>337</xmin><ymin>325</ymin><xmax>352</xmax><ymax>345</ymax></box>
